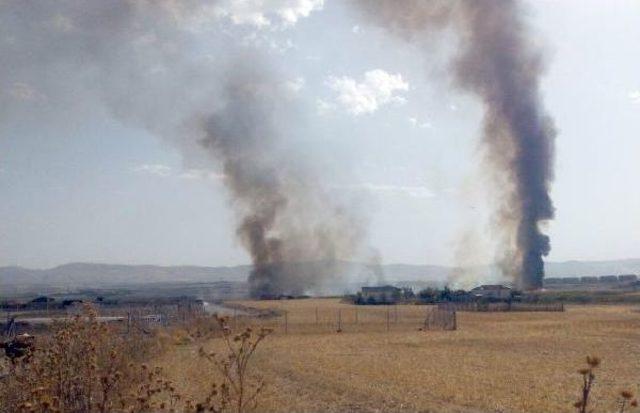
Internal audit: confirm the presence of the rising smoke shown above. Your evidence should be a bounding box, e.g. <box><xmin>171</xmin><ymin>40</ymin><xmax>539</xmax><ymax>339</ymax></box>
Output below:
<box><xmin>198</xmin><ymin>62</ymin><xmax>366</xmax><ymax>297</ymax></box>
<box><xmin>353</xmin><ymin>0</ymin><xmax>556</xmax><ymax>289</ymax></box>
<box><xmin>0</xmin><ymin>1</ymin><xmax>370</xmax><ymax>297</ymax></box>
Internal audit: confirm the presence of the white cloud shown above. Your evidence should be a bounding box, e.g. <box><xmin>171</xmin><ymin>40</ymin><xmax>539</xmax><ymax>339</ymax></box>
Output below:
<box><xmin>133</xmin><ymin>164</ymin><xmax>172</xmax><ymax>177</ymax></box>
<box><xmin>179</xmin><ymin>169</ymin><xmax>225</xmax><ymax>181</ymax></box>
<box><xmin>9</xmin><ymin>82</ymin><xmax>46</xmax><ymax>102</ymax></box>
<box><xmin>352</xmin><ymin>25</ymin><xmax>361</xmax><ymax>34</ymax></box>
<box><xmin>283</xmin><ymin>76</ymin><xmax>305</xmax><ymax>94</ymax></box>
<box><xmin>240</xmin><ymin>33</ymin><xmax>295</xmax><ymax>53</ymax></box>
<box><xmin>214</xmin><ymin>0</ymin><xmax>324</xmax><ymax>28</ymax></box>
<box><xmin>326</xmin><ymin>69</ymin><xmax>409</xmax><ymax>116</ymax></box>
<box><xmin>363</xmin><ymin>183</ymin><xmax>434</xmax><ymax>199</ymax></box>
<box><xmin>316</xmin><ymin>98</ymin><xmax>336</xmax><ymax>116</ymax></box>
<box><xmin>336</xmin><ymin>182</ymin><xmax>434</xmax><ymax>199</ymax></box>
<box><xmin>408</xmin><ymin>117</ymin><xmax>433</xmax><ymax>129</ymax></box>
<box><xmin>133</xmin><ymin>165</ymin><xmax>225</xmax><ymax>181</ymax></box>
<box><xmin>629</xmin><ymin>90</ymin><xmax>640</xmax><ymax>104</ymax></box>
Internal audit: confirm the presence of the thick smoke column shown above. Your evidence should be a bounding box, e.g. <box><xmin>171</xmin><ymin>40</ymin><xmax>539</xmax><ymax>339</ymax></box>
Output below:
<box><xmin>354</xmin><ymin>0</ymin><xmax>556</xmax><ymax>289</ymax></box>
<box><xmin>199</xmin><ymin>64</ymin><xmax>364</xmax><ymax>297</ymax></box>
<box><xmin>0</xmin><ymin>1</ymin><xmax>368</xmax><ymax>297</ymax></box>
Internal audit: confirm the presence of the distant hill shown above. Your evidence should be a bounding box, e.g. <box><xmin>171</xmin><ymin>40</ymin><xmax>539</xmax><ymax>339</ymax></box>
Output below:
<box><xmin>0</xmin><ymin>262</ymin><xmax>251</xmax><ymax>291</ymax></box>
<box><xmin>1</xmin><ymin>259</ymin><xmax>639</xmax><ymax>293</ymax></box>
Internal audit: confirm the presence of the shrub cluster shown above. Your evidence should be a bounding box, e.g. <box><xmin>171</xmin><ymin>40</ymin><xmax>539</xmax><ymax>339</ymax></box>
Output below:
<box><xmin>1</xmin><ymin>306</ymin><xmax>270</xmax><ymax>413</ymax></box>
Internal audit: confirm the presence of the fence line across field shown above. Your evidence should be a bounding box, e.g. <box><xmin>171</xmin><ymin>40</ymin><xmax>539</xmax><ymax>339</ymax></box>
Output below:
<box><xmin>437</xmin><ymin>302</ymin><xmax>564</xmax><ymax>312</ymax></box>
<box><xmin>227</xmin><ymin>305</ymin><xmax>456</xmax><ymax>334</ymax></box>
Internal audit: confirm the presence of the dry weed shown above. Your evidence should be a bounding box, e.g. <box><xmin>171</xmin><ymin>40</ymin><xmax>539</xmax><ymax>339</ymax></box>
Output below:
<box><xmin>0</xmin><ymin>307</ymin><xmax>270</xmax><ymax>413</ymax></box>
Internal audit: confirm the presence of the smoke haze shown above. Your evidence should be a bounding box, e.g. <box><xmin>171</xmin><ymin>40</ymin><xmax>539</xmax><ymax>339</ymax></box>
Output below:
<box><xmin>0</xmin><ymin>1</ymin><xmax>371</xmax><ymax>296</ymax></box>
<box><xmin>353</xmin><ymin>0</ymin><xmax>556</xmax><ymax>289</ymax></box>
<box><xmin>199</xmin><ymin>63</ymin><xmax>367</xmax><ymax>297</ymax></box>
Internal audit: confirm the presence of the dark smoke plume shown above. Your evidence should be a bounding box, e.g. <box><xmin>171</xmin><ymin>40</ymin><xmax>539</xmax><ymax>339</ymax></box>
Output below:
<box><xmin>0</xmin><ymin>1</ymin><xmax>369</xmax><ymax>297</ymax></box>
<box><xmin>354</xmin><ymin>0</ymin><xmax>556</xmax><ymax>289</ymax></box>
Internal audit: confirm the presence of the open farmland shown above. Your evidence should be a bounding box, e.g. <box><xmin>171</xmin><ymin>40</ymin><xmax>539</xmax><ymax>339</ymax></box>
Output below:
<box><xmin>156</xmin><ymin>299</ymin><xmax>640</xmax><ymax>413</ymax></box>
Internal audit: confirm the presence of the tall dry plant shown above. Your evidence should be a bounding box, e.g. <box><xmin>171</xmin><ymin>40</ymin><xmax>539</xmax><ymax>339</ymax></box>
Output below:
<box><xmin>572</xmin><ymin>356</ymin><xmax>639</xmax><ymax>413</ymax></box>
<box><xmin>618</xmin><ymin>390</ymin><xmax>639</xmax><ymax>413</ymax></box>
<box><xmin>1</xmin><ymin>307</ymin><xmax>271</xmax><ymax>413</ymax></box>
<box><xmin>0</xmin><ymin>304</ymin><xmax>159</xmax><ymax>413</ymax></box>
<box><xmin>574</xmin><ymin>355</ymin><xmax>600</xmax><ymax>413</ymax></box>
<box><xmin>197</xmin><ymin>316</ymin><xmax>272</xmax><ymax>413</ymax></box>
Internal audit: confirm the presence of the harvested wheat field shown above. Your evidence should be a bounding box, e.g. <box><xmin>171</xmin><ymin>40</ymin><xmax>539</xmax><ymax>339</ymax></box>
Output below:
<box><xmin>156</xmin><ymin>299</ymin><xmax>640</xmax><ymax>413</ymax></box>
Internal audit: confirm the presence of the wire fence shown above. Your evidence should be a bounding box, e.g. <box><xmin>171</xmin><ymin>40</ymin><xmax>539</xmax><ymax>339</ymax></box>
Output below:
<box><xmin>437</xmin><ymin>302</ymin><xmax>564</xmax><ymax>312</ymax></box>
<box><xmin>6</xmin><ymin>300</ymin><xmax>564</xmax><ymax>337</ymax></box>
<box><xmin>224</xmin><ymin>304</ymin><xmax>457</xmax><ymax>335</ymax></box>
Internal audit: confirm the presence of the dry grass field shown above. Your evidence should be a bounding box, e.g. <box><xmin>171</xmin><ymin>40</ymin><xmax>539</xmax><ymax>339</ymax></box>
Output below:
<box><xmin>156</xmin><ymin>299</ymin><xmax>640</xmax><ymax>413</ymax></box>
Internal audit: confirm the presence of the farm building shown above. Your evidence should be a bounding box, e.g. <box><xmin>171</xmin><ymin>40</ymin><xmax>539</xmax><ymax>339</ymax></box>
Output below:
<box><xmin>360</xmin><ymin>286</ymin><xmax>402</xmax><ymax>304</ymax></box>
<box><xmin>470</xmin><ymin>285</ymin><xmax>513</xmax><ymax>301</ymax></box>
<box><xmin>599</xmin><ymin>275</ymin><xmax>618</xmax><ymax>283</ymax></box>
<box><xmin>618</xmin><ymin>274</ymin><xmax>638</xmax><ymax>283</ymax></box>
<box><xmin>562</xmin><ymin>277</ymin><xmax>581</xmax><ymax>284</ymax></box>
<box><xmin>580</xmin><ymin>276</ymin><xmax>599</xmax><ymax>284</ymax></box>
<box><xmin>544</xmin><ymin>277</ymin><xmax>562</xmax><ymax>285</ymax></box>
<box><xmin>543</xmin><ymin>274</ymin><xmax>639</xmax><ymax>291</ymax></box>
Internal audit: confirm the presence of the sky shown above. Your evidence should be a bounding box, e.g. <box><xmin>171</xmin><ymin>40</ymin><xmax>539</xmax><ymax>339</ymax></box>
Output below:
<box><xmin>0</xmin><ymin>0</ymin><xmax>639</xmax><ymax>269</ymax></box>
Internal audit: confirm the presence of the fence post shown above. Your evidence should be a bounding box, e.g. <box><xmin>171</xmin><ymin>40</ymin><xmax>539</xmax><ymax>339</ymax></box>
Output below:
<box><xmin>284</xmin><ymin>311</ymin><xmax>288</xmax><ymax>334</ymax></box>
<box><xmin>337</xmin><ymin>309</ymin><xmax>342</xmax><ymax>331</ymax></box>
<box><xmin>355</xmin><ymin>307</ymin><xmax>358</xmax><ymax>324</ymax></box>
<box><xmin>315</xmin><ymin>307</ymin><xmax>319</xmax><ymax>325</ymax></box>
<box><xmin>233</xmin><ymin>308</ymin><xmax>237</xmax><ymax>330</ymax></box>
<box><xmin>386</xmin><ymin>307</ymin><xmax>390</xmax><ymax>332</ymax></box>
<box><xmin>395</xmin><ymin>305</ymin><xmax>398</xmax><ymax>323</ymax></box>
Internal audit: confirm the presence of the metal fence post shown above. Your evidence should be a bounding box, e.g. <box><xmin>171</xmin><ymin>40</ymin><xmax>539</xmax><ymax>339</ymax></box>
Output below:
<box><xmin>386</xmin><ymin>307</ymin><xmax>390</xmax><ymax>332</ymax></box>
<box><xmin>284</xmin><ymin>311</ymin><xmax>288</xmax><ymax>334</ymax></box>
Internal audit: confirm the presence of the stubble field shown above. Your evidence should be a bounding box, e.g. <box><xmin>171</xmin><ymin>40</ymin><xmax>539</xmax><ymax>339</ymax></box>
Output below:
<box><xmin>157</xmin><ymin>299</ymin><xmax>640</xmax><ymax>413</ymax></box>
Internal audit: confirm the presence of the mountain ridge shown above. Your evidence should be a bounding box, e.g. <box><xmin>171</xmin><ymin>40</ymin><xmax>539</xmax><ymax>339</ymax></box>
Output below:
<box><xmin>2</xmin><ymin>258</ymin><xmax>639</xmax><ymax>290</ymax></box>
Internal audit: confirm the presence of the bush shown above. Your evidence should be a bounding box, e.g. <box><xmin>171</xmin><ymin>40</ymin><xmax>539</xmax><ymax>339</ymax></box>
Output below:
<box><xmin>0</xmin><ymin>307</ymin><xmax>271</xmax><ymax>413</ymax></box>
<box><xmin>0</xmin><ymin>305</ymin><xmax>159</xmax><ymax>412</ymax></box>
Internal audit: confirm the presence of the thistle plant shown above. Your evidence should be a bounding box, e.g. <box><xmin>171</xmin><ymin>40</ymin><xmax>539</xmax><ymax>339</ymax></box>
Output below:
<box><xmin>198</xmin><ymin>316</ymin><xmax>272</xmax><ymax>413</ymax></box>
<box><xmin>574</xmin><ymin>355</ymin><xmax>600</xmax><ymax>413</ymax></box>
<box><xmin>618</xmin><ymin>390</ymin><xmax>638</xmax><ymax>413</ymax></box>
